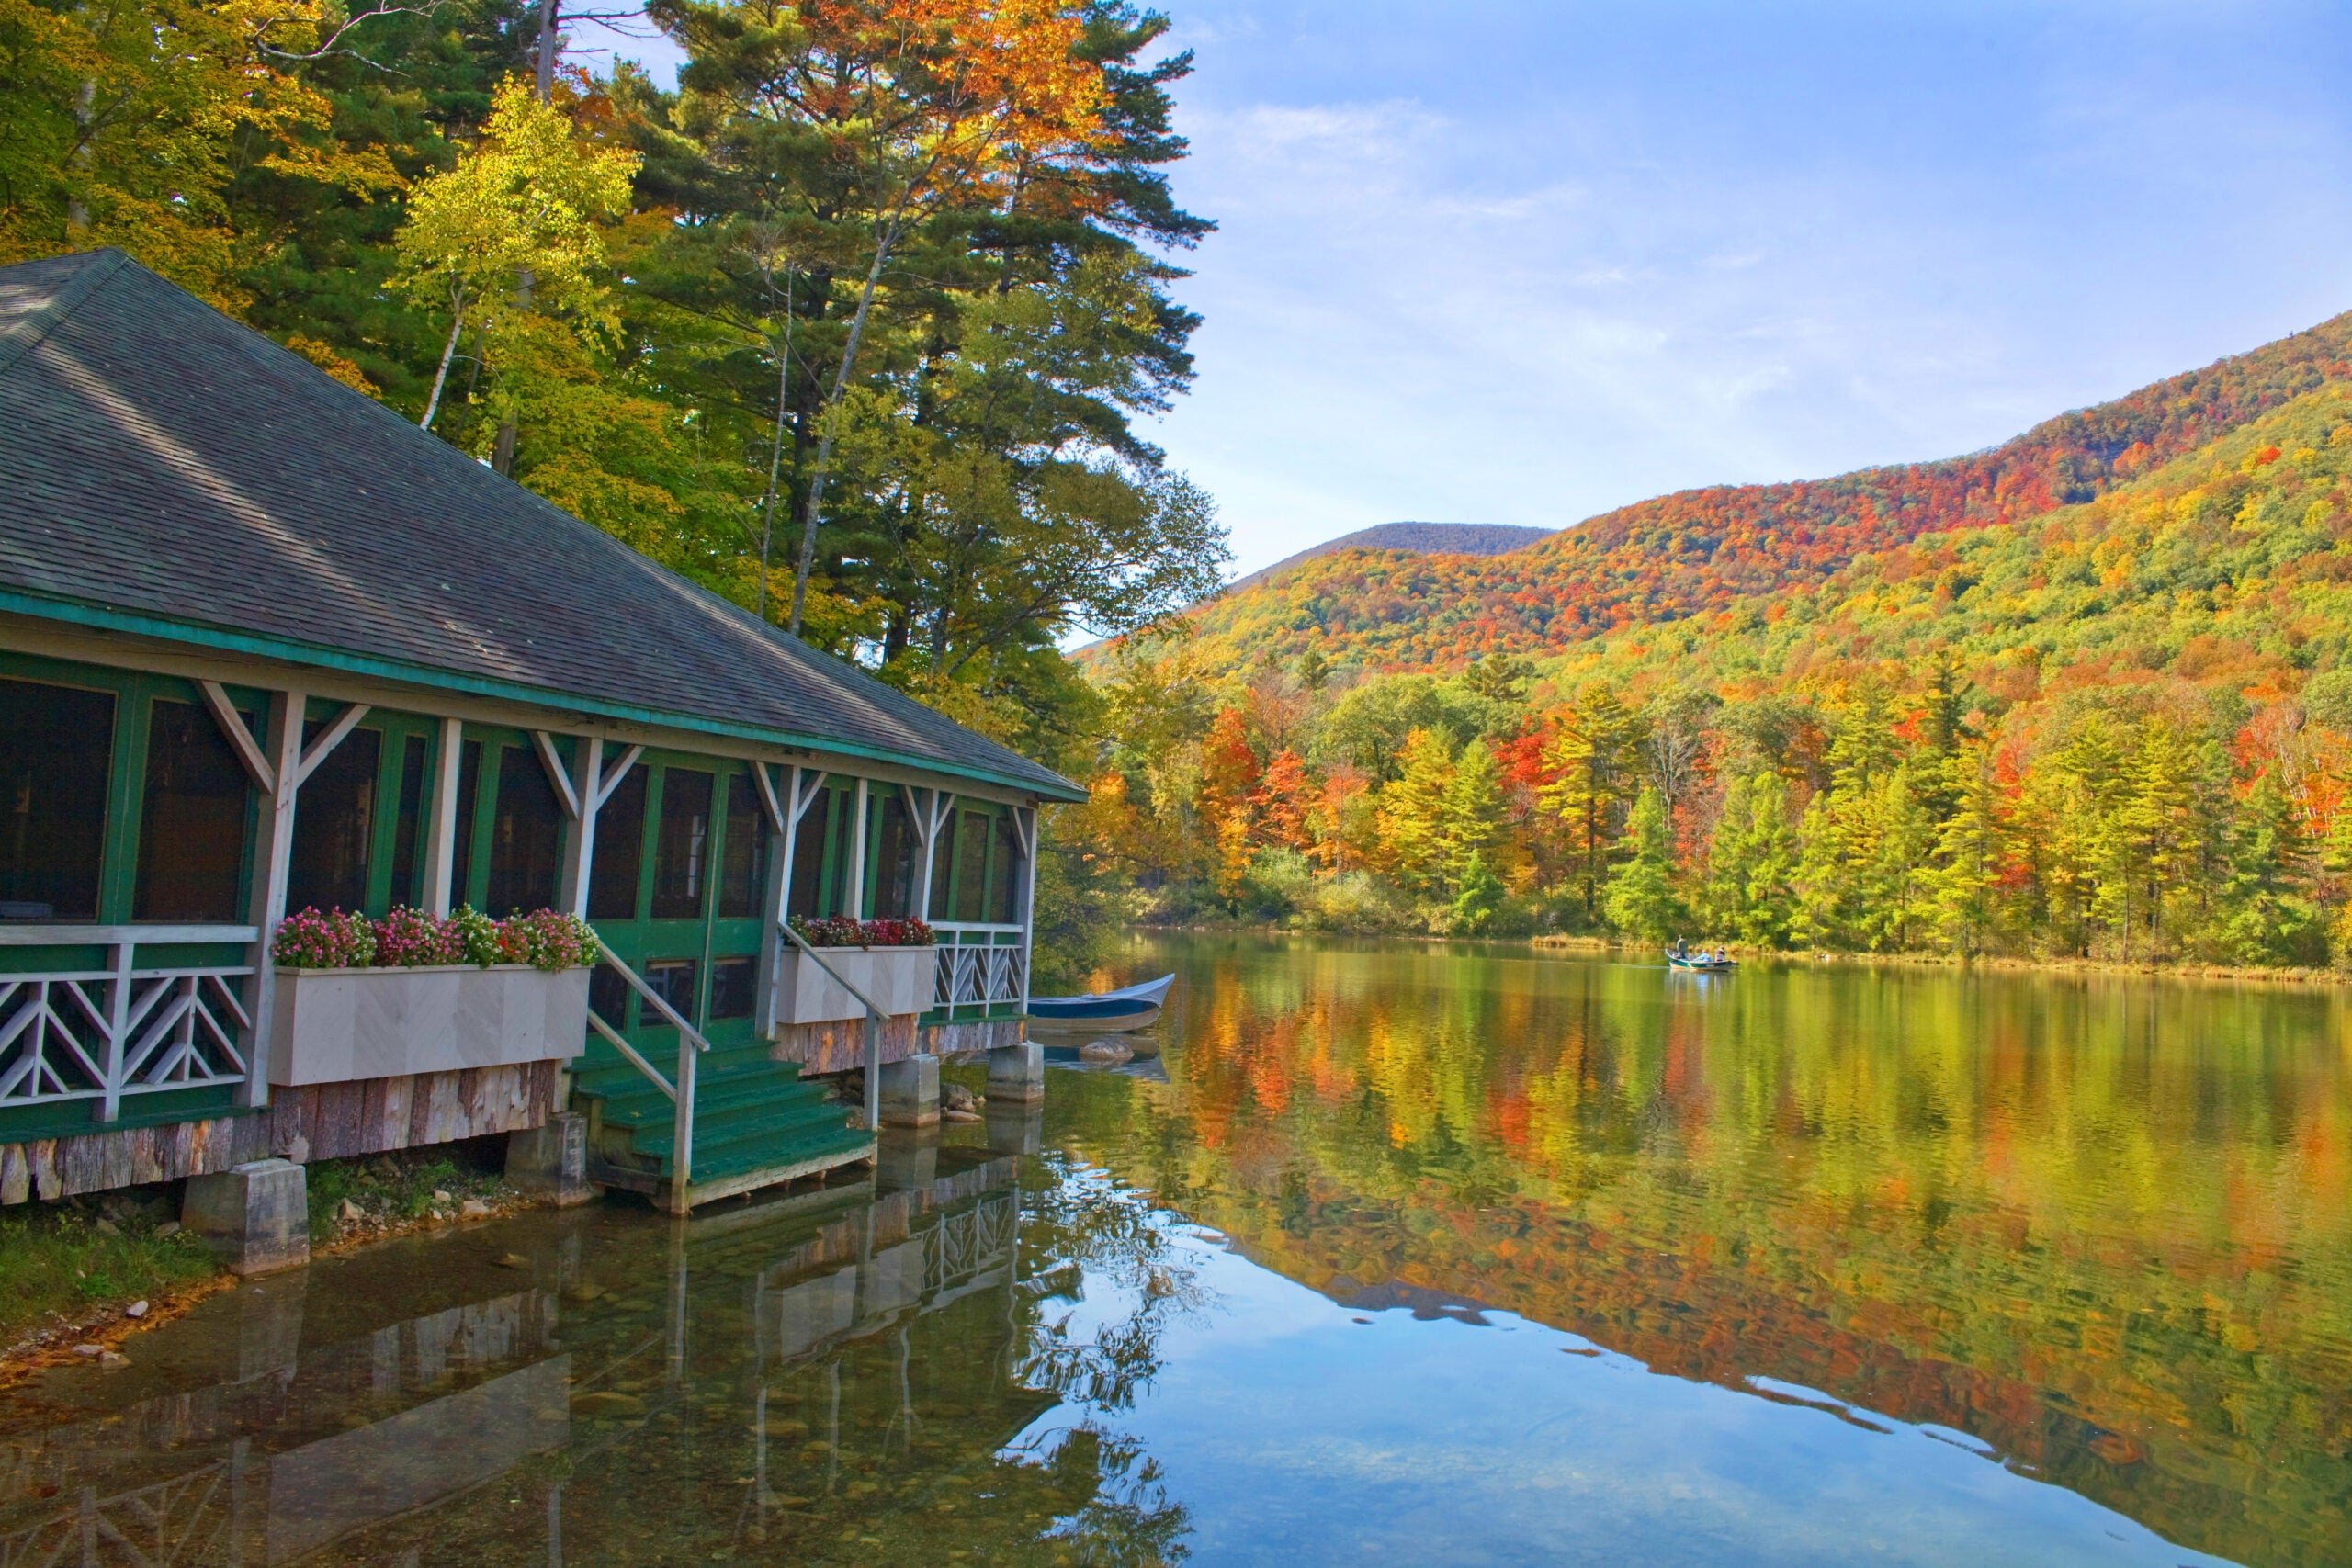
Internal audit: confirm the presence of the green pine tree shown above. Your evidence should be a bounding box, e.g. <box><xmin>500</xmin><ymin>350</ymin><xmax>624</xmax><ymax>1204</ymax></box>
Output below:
<box><xmin>1603</xmin><ymin>787</ymin><xmax>1686</xmax><ymax>941</ymax></box>
<box><xmin>1451</xmin><ymin>851</ymin><xmax>1507</xmax><ymax>933</ymax></box>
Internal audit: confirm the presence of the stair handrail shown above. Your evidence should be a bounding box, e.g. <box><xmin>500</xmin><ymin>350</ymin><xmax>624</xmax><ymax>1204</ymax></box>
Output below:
<box><xmin>594</xmin><ymin>940</ymin><xmax>711</xmax><ymax>1214</ymax></box>
<box><xmin>779</xmin><ymin>921</ymin><xmax>890</xmax><ymax>1134</ymax></box>
<box><xmin>596</xmin><ymin>942</ymin><xmax>715</xmax><ymax>1055</ymax></box>
<box><xmin>585</xmin><ymin>1011</ymin><xmax>673</xmax><ymax>1100</ymax></box>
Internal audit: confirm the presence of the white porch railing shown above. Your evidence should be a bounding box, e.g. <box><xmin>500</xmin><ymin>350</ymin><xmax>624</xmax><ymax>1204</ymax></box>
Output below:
<box><xmin>0</xmin><ymin>925</ymin><xmax>258</xmax><ymax>1122</ymax></box>
<box><xmin>929</xmin><ymin>923</ymin><xmax>1027</xmax><ymax>1016</ymax></box>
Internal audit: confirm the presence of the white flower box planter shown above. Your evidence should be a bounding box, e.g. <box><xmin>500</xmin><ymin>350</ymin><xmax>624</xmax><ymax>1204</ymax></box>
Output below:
<box><xmin>775</xmin><ymin>946</ymin><xmax>935</xmax><ymax>1026</ymax></box>
<box><xmin>268</xmin><ymin>964</ymin><xmax>591</xmax><ymax>1088</ymax></box>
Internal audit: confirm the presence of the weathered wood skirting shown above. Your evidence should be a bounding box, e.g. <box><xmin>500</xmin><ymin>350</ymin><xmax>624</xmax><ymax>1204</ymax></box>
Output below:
<box><xmin>0</xmin><ymin>1061</ymin><xmax>558</xmax><ymax>1204</ymax></box>
<box><xmin>922</xmin><ymin>1019</ymin><xmax>1027</xmax><ymax>1057</ymax></box>
<box><xmin>766</xmin><ymin>1015</ymin><xmax>1026</xmax><ymax>1075</ymax></box>
<box><xmin>769</xmin><ymin>1015</ymin><xmax>921</xmax><ymax>1075</ymax></box>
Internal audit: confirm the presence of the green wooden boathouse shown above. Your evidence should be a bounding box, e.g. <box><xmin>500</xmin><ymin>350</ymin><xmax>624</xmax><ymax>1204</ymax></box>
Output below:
<box><xmin>0</xmin><ymin>250</ymin><xmax>1082</xmax><ymax>1213</ymax></box>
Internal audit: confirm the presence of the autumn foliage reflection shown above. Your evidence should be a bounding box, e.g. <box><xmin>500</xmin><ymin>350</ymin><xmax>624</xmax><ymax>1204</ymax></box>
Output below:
<box><xmin>1055</xmin><ymin>938</ymin><xmax>2352</xmax><ymax>1568</ymax></box>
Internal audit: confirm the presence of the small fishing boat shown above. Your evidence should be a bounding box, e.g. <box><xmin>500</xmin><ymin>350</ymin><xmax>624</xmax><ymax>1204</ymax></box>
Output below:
<box><xmin>1026</xmin><ymin>974</ymin><xmax>1175</xmax><ymax>1032</ymax></box>
<box><xmin>1665</xmin><ymin>948</ymin><xmax>1738</xmax><ymax>974</ymax></box>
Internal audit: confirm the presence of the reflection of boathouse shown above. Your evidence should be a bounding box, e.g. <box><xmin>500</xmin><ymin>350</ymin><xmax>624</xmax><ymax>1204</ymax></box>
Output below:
<box><xmin>0</xmin><ymin>1143</ymin><xmax>1057</xmax><ymax>1563</ymax></box>
<box><xmin>0</xmin><ymin>251</ymin><xmax>1079</xmax><ymax>1211</ymax></box>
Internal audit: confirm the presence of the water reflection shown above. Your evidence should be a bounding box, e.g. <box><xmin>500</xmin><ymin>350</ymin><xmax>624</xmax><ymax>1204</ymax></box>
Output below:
<box><xmin>4</xmin><ymin>938</ymin><xmax>2346</xmax><ymax>1564</ymax></box>
<box><xmin>1061</xmin><ymin>934</ymin><xmax>2352</xmax><ymax>1566</ymax></box>
<box><xmin>0</xmin><ymin>1104</ymin><xmax>1193</xmax><ymax>1566</ymax></box>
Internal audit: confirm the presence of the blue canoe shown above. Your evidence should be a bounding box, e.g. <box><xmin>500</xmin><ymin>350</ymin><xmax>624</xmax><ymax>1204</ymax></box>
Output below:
<box><xmin>1026</xmin><ymin>974</ymin><xmax>1175</xmax><ymax>1032</ymax></box>
<box><xmin>1666</xmin><ymin>950</ymin><xmax>1737</xmax><ymax>973</ymax></box>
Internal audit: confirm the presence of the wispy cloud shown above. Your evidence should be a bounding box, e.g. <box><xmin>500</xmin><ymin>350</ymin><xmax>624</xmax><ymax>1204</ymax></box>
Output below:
<box><xmin>1147</xmin><ymin>0</ymin><xmax>2352</xmax><ymax>574</ymax></box>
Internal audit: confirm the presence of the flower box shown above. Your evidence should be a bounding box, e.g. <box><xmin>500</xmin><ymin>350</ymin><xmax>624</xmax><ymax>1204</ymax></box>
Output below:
<box><xmin>268</xmin><ymin>964</ymin><xmax>591</xmax><ymax>1088</ymax></box>
<box><xmin>774</xmin><ymin>946</ymin><xmax>936</xmax><ymax>1026</ymax></box>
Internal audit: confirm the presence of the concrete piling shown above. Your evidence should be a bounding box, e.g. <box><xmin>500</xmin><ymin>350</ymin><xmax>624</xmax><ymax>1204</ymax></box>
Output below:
<box><xmin>505</xmin><ymin>1112</ymin><xmax>594</xmax><ymax>1206</ymax></box>
<box><xmin>183</xmin><ymin>1158</ymin><xmax>310</xmax><ymax>1276</ymax></box>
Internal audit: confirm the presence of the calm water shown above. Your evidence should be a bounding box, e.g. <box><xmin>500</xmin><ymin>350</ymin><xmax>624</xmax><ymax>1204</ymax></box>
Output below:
<box><xmin>5</xmin><ymin>935</ymin><xmax>2350</xmax><ymax>1566</ymax></box>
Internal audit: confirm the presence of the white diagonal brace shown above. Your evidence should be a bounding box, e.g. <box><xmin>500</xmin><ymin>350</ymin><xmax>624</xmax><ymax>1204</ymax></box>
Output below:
<box><xmin>197</xmin><ymin>682</ymin><xmax>275</xmax><ymax>795</ymax></box>
<box><xmin>789</xmin><ymin>769</ymin><xmax>830</xmax><ymax>829</ymax></box>
<box><xmin>753</xmin><ymin>761</ymin><xmax>786</xmax><ymax>836</ymax></box>
<box><xmin>293</xmin><ymin>703</ymin><xmax>370</xmax><ymax>789</ymax></box>
<box><xmin>531</xmin><ymin>730</ymin><xmax>582</xmax><ymax>819</ymax></box>
<box><xmin>592</xmin><ymin>745</ymin><xmax>645</xmax><ymax>813</ymax></box>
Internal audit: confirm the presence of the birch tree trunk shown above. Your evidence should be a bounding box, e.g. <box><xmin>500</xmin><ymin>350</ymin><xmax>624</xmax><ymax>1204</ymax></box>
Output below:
<box><xmin>788</xmin><ymin>231</ymin><xmax>897</xmax><ymax>635</ymax></box>
<box><xmin>420</xmin><ymin>292</ymin><xmax>468</xmax><ymax>430</ymax></box>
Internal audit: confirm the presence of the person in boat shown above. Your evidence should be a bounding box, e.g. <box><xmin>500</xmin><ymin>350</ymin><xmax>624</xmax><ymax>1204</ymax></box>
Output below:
<box><xmin>1670</xmin><ymin>937</ymin><xmax>1688</xmax><ymax>960</ymax></box>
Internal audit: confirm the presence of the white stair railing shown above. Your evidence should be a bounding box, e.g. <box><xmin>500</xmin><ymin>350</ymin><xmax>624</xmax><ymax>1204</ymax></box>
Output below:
<box><xmin>591</xmin><ymin>941</ymin><xmax>713</xmax><ymax>1214</ymax></box>
<box><xmin>778</xmin><ymin>923</ymin><xmax>891</xmax><ymax>1134</ymax></box>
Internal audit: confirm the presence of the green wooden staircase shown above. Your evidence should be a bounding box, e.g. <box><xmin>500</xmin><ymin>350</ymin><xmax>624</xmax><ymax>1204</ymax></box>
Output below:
<box><xmin>573</xmin><ymin>1034</ymin><xmax>875</xmax><ymax>1210</ymax></box>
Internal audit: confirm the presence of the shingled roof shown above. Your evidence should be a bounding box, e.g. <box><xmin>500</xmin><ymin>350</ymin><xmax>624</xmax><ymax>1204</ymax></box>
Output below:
<box><xmin>0</xmin><ymin>250</ymin><xmax>1080</xmax><ymax>800</ymax></box>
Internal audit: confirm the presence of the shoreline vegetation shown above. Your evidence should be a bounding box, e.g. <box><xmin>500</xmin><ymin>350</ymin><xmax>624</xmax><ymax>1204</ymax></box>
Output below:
<box><xmin>1134</xmin><ymin>919</ymin><xmax>2352</xmax><ymax>988</ymax></box>
<box><xmin>0</xmin><ymin>1138</ymin><xmax>560</xmax><ymax>1388</ymax></box>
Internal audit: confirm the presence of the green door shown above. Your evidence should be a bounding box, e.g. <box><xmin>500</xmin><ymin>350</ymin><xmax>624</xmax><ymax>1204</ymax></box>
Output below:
<box><xmin>584</xmin><ymin>753</ymin><xmax>772</xmax><ymax>1052</ymax></box>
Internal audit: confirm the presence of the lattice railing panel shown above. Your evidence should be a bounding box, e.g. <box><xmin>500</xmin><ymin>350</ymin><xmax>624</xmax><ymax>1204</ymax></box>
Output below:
<box><xmin>0</xmin><ymin>964</ymin><xmax>252</xmax><ymax>1117</ymax></box>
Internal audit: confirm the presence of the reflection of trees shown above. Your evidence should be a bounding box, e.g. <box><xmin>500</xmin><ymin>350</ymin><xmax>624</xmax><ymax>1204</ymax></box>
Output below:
<box><xmin>1049</xmin><ymin>937</ymin><xmax>2352</xmax><ymax>1568</ymax></box>
<box><xmin>1002</xmin><ymin>1425</ymin><xmax>1192</xmax><ymax>1566</ymax></box>
<box><xmin>1016</xmin><ymin>1159</ymin><xmax>1218</xmax><ymax>1415</ymax></box>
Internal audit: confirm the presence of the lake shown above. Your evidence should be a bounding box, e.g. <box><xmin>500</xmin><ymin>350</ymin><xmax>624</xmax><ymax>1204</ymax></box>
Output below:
<box><xmin>4</xmin><ymin>933</ymin><xmax>2347</xmax><ymax>1565</ymax></box>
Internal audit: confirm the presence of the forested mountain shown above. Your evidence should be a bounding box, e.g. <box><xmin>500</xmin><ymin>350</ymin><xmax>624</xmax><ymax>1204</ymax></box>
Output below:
<box><xmin>1171</xmin><ymin>312</ymin><xmax>2352</xmax><ymax>675</ymax></box>
<box><xmin>1064</xmin><ymin>344</ymin><xmax>2352</xmax><ymax>973</ymax></box>
<box><xmin>1224</xmin><ymin>521</ymin><xmax>1553</xmax><ymax>594</ymax></box>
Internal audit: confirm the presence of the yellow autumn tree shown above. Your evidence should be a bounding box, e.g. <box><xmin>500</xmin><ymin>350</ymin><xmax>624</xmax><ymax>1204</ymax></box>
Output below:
<box><xmin>1378</xmin><ymin>728</ymin><xmax>1455</xmax><ymax>895</ymax></box>
<box><xmin>0</xmin><ymin>0</ymin><xmax>398</xmax><ymax>301</ymax></box>
<box><xmin>390</xmin><ymin>78</ymin><xmax>639</xmax><ymax>431</ymax></box>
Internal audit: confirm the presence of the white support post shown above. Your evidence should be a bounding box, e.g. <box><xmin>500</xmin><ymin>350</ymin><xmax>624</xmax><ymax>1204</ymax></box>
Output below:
<box><xmin>423</xmin><ymin>716</ymin><xmax>464</xmax><ymax>918</ymax></box>
<box><xmin>843</xmin><ymin>779</ymin><xmax>870</xmax><ymax>919</ymax></box>
<box><xmin>754</xmin><ymin>764</ymin><xmax>794</xmax><ymax>1039</ymax></box>
<box><xmin>239</xmin><ymin>690</ymin><xmax>307</xmax><ymax>1109</ymax></box>
<box><xmin>915</xmin><ymin>791</ymin><xmax>954</xmax><ymax>919</ymax></box>
<box><xmin>97</xmin><ymin>940</ymin><xmax>133</xmax><ymax>1123</ymax></box>
<box><xmin>554</xmin><ymin>736</ymin><xmax>602</xmax><ymax>918</ymax></box>
<box><xmin>1017</xmin><ymin>805</ymin><xmax>1039</xmax><ymax>1011</ymax></box>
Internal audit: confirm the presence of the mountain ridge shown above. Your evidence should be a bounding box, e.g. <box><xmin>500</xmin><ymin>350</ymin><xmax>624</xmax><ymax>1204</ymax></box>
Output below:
<box><xmin>1224</xmin><ymin>522</ymin><xmax>1555</xmax><ymax>595</ymax></box>
<box><xmin>1160</xmin><ymin>309</ymin><xmax>2352</xmax><ymax>677</ymax></box>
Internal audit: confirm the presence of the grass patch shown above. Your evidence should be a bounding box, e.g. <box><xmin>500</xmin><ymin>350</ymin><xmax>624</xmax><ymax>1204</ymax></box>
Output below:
<box><xmin>304</xmin><ymin>1139</ymin><xmax>517</xmax><ymax>1244</ymax></box>
<box><xmin>0</xmin><ymin>1190</ymin><xmax>221</xmax><ymax>1348</ymax></box>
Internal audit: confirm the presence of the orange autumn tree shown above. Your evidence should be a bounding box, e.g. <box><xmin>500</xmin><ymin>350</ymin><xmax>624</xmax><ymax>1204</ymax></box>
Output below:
<box><xmin>755</xmin><ymin>0</ymin><xmax>1114</xmax><ymax>632</ymax></box>
<box><xmin>1254</xmin><ymin>749</ymin><xmax>1316</xmax><ymax>853</ymax></box>
<box><xmin>1198</xmin><ymin>706</ymin><xmax>1261</xmax><ymax>899</ymax></box>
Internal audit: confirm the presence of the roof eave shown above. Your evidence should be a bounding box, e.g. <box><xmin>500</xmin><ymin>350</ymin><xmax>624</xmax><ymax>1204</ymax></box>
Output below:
<box><xmin>0</xmin><ymin>587</ymin><xmax>1091</xmax><ymax>804</ymax></box>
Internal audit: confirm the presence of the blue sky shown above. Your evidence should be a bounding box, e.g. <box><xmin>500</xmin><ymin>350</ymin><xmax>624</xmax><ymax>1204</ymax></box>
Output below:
<box><xmin>581</xmin><ymin>2</ymin><xmax>2352</xmax><ymax>576</ymax></box>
